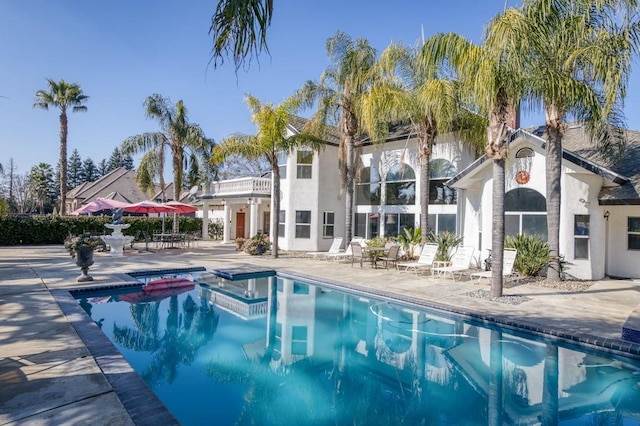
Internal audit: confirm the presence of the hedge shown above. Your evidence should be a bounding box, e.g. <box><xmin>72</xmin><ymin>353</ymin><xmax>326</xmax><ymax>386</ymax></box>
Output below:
<box><xmin>0</xmin><ymin>215</ymin><xmax>204</xmax><ymax>246</ymax></box>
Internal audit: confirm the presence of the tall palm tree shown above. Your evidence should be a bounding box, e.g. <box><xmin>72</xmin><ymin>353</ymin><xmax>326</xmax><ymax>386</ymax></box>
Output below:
<box><xmin>361</xmin><ymin>42</ymin><xmax>486</xmax><ymax>243</ymax></box>
<box><xmin>209</xmin><ymin>0</ymin><xmax>274</xmax><ymax>71</ymax></box>
<box><xmin>424</xmin><ymin>19</ymin><xmax>526</xmax><ymax>297</ymax></box>
<box><xmin>33</xmin><ymin>79</ymin><xmax>88</xmax><ymax>215</ymax></box>
<box><xmin>121</xmin><ymin>94</ymin><xmax>213</xmax><ymax>232</ymax></box>
<box><xmin>211</xmin><ymin>94</ymin><xmax>323</xmax><ymax>258</ymax></box>
<box><xmin>489</xmin><ymin>0</ymin><xmax>638</xmax><ymax>281</ymax></box>
<box><xmin>298</xmin><ymin>31</ymin><xmax>377</xmax><ymax>245</ymax></box>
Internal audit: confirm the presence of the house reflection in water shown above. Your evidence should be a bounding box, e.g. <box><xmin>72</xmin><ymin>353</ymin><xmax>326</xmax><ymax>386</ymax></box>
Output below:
<box><xmin>198</xmin><ymin>274</ymin><xmax>640</xmax><ymax>424</ymax></box>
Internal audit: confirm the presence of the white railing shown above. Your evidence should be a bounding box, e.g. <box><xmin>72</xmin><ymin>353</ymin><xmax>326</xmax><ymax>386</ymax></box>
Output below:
<box><xmin>205</xmin><ymin>177</ymin><xmax>271</xmax><ymax>197</ymax></box>
<box><xmin>200</xmin><ymin>287</ymin><xmax>269</xmax><ymax>319</ymax></box>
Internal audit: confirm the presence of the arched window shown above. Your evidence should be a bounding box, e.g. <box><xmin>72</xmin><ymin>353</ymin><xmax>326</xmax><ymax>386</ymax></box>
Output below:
<box><xmin>356</xmin><ymin>166</ymin><xmax>381</xmax><ymax>205</ymax></box>
<box><xmin>386</xmin><ymin>164</ymin><xmax>415</xmax><ymax>205</ymax></box>
<box><xmin>505</xmin><ymin>188</ymin><xmax>547</xmax><ymax>240</ymax></box>
<box><xmin>429</xmin><ymin>159</ymin><xmax>457</xmax><ymax>204</ymax></box>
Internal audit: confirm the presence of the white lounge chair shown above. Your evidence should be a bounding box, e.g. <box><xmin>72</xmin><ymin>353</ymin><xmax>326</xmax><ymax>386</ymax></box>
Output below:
<box><xmin>432</xmin><ymin>246</ymin><xmax>475</xmax><ymax>281</ymax></box>
<box><xmin>396</xmin><ymin>243</ymin><xmax>438</xmax><ymax>275</ymax></box>
<box><xmin>470</xmin><ymin>248</ymin><xmax>518</xmax><ymax>284</ymax></box>
<box><xmin>325</xmin><ymin>237</ymin><xmax>364</xmax><ymax>261</ymax></box>
<box><xmin>306</xmin><ymin>237</ymin><xmax>343</xmax><ymax>259</ymax></box>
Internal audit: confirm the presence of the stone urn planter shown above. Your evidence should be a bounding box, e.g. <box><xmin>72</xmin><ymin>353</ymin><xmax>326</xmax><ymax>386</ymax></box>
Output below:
<box><xmin>75</xmin><ymin>245</ymin><xmax>95</xmax><ymax>282</ymax></box>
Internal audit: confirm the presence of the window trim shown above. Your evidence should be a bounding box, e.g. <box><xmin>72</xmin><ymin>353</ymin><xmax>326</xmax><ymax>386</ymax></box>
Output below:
<box><xmin>628</xmin><ymin>217</ymin><xmax>640</xmax><ymax>250</ymax></box>
<box><xmin>296</xmin><ymin>150</ymin><xmax>313</xmax><ymax>179</ymax></box>
<box><xmin>322</xmin><ymin>211</ymin><xmax>335</xmax><ymax>238</ymax></box>
<box><xmin>574</xmin><ymin>214</ymin><xmax>589</xmax><ymax>259</ymax></box>
<box><xmin>295</xmin><ymin>210</ymin><xmax>311</xmax><ymax>239</ymax></box>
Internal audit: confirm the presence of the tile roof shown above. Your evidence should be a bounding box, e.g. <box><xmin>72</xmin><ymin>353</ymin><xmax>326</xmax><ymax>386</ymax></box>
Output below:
<box><xmin>68</xmin><ymin>167</ymin><xmax>153</xmax><ymax>204</ymax></box>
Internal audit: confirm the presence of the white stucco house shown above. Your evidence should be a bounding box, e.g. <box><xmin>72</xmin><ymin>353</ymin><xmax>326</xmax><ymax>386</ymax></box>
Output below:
<box><xmin>197</xmin><ymin>117</ymin><xmax>640</xmax><ymax>280</ymax></box>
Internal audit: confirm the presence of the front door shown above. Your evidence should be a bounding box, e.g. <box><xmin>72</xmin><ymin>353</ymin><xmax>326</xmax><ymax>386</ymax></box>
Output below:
<box><xmin>263</xmin><ymin>212</ymin><xmax>270</xmax><ymax>236</ymax></box>
<box><xmin>236</xmin><ymin>212</ymin><xmax>245</xmax><ymax>238</ymax></box>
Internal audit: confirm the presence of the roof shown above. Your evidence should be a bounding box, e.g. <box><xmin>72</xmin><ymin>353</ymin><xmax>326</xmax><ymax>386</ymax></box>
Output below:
<box><xmin>67</xmin><ymin>167</ymin><xmax>155</xmax><ymax>204</ymax></box>
<box><xmin>447</xmin><ymin>125</ymin><xmax>640</xmax><ymax>205</ymax></box>
<box><xmin>286</xmin><ymin>115</ymin><xmax>341</xmax><ymax>146</ymax></box>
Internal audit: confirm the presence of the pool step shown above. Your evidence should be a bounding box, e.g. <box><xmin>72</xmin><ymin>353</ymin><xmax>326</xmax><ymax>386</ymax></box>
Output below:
<box><xmin>622</xmin><ymin>305</ymin><xmax>640</xmax><ymax>344</ymax></box>
<box><xmin>215</xmin><ymin>267</ymin><xmax>276</xmax><ymax>281</ymax></box>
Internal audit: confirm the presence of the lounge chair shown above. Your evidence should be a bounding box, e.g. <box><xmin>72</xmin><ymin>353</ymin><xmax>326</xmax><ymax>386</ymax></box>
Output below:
<box><xmin>469</xmin><ymin>248</ymin><xmax>518</xmax><ymax>284</ymax></box>
<box><xmin>378</xmin><ymin>244</ymin><xmax>400</xmax><ymax>269</ymax></box>
<box><xmin>432</xmin><ymin>246</ymin><xmax>475</xmax><ymax>281</ymax></box>
<box><xmin>325</xmin><ymin>237</ymin><xmax>364</xmax><ymax>261</ymax></box>
<box><xmin>396</xmin><ymin>243</ymin><xmax>438</xmax><ymax>275</ymax></box>
<box><xmin>306</xmin><ymin>237</ymin><xmax>343</xmax><ymax>259</ymax></box>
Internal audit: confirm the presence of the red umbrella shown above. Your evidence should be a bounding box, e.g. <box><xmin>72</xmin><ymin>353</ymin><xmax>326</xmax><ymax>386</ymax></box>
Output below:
<box><xmin>163</xmin><ymin>201</ymin><xmax>197</xmax><ymax>214</ymax></box>
<box><xmin>123</xmin><ymin>200</ymin><xmax>176</xmax><ymax>214</ymax></box>
<box><xmin>70</xmin><ymin>197</ymin><xmax>130</xmax><ymax>215</ymax></box>
<box><xmin>118</xmin><ymin>281</ymin><xmax>195</xmax><ymax>304</ymax></box>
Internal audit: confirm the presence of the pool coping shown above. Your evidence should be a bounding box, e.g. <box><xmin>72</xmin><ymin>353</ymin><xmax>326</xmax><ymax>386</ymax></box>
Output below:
<box><xmin>55</xmin><ymin>267</ymin><xmax>640</xmax><ymax>425</ymax></box>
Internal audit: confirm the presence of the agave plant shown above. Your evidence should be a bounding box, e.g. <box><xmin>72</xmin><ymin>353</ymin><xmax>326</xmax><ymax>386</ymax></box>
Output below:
<box><xmin>504</xmin><ymin>234</ymin><xmax>549</xmax><ymax>276</ymax></box>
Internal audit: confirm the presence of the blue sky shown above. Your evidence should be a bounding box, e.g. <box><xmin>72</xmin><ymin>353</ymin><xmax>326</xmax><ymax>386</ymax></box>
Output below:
<box><xmin>1</xmin><ymin>0</ymin><xmax>638</xmax><ymax>175</ymax></box>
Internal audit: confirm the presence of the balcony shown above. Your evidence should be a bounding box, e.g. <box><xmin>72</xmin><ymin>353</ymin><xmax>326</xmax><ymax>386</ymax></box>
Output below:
<box><xmin>202</xmin><ymin>177</ymin><xmax>271</xmax><ymax>198</ymax></box>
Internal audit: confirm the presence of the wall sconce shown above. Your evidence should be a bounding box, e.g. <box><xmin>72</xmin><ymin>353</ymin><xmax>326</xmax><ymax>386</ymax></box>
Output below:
<box><xmin>579</xmin><ymin>198</ymin><xmax>591</xmax><ymax>206</ymax></box>
<box><xmin>604</xmin><ymin>211</ymin><xmax>610</xmax><ymax>220</ymax></box>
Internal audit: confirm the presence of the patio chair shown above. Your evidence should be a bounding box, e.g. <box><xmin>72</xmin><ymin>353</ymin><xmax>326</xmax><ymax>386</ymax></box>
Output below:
<box><xmin>378</xmin><ymin>244</ymin><xmax>400</xmax><ymax>269</ymax></box>
<box><xmin>325</xmin><ymin>237</ymin><xmax>364</xmax><ymax>261</ymax></box>
<box><xmin>469</xmin><ymin>248</ymin><xmax>518</xmax><ymax>284</ymax></box>
<box><xmin>396</xmin><ymin>243</ymin><xmax>438</xmax><ymax>275</ymax></box>
<box><xmin>350</xmin><ymin>242</ymin><xmax>367</xmax><ymax>269</ymax></box>
<box><xmin>432</xmin><ymin>246</ymin><xmax>475</xmax><ymax>281</ymax></box>
<box><xmin>306</xmin><ymin>237</ymin><xmax>343</xmax><ymax>259</ymax></box>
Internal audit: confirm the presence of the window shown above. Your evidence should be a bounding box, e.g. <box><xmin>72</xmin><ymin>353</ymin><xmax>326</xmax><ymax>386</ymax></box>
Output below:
<box><xmin>628</xmin><ymin>217</ymin><xmax>640</xmax><ymax>250</ymax></box>
<box><xmin>515</xmin><ymin>147</ymin><xmax>535</xmax><ymax>158</ymax></box>
<box><xmin>386</xmin><ymin>164</ymin><xmax>416</xmax><ymax>205</ymax></box>
<box><xmin>355</xmin><ymin>213</ymin><xmax>367</xmax><ymax>238</ymax></box>
<box><xmin>354</xmin><ymin>212</ymin><xmax>380</xmax><ymax>239</ymax></box>
<box><xmin>296</xmin><ymin>150</ymin><xmax>313</xmax><ymax>179</ymax></box>
<box><xmin>574</xmin><ymin>215</ymin><xmax>589</xmax><ymax>259</ymax></box>
<box><xmin>505</xmin><ymin>188</ymin><xmax>547</xmax><ymax>240</ymax></box>
<box><xmin>277</xmin><ymin>152</ymin><xmax>287</xmax><ymax>179</ymax></box>
<box><xmin>295</xmin><ymin>210</ymin><xmax>311</xmax><ymax>238</ymax></box>
<box><xmin>291</xmin><ymin>325</ymin><xmax>308</xmax><ymax>356</ymax></box>
<box><xmin>278</xmin><ymin>210</ymin><xmax>285</xmax><ymax>237</ymax></box>
<box><xmin>429</xmin><ymin>159</ymin><xmax>457</xmax><ymax>205</ymax></box>
<box><xmin>428</xmin><ymin>213</ymin><xmax>456</xmax><ymax>235</ymax></box>
<box><xmin>356</xmin><ymin>166</ymin><xmax>381</xmax><ymax>205</ymax></box>
<box><xmin>384</xmin><ymin>213</ymin><xmax>415</xmax><ymax>238</ymax></box>
<box><xmin>323</xmin><ymin>212</ymin><xmax>335</xmax><ymax>238</ymax></box>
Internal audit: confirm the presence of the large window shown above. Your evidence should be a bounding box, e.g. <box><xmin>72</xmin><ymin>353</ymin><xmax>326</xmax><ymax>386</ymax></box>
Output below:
<box><xmin>277</xmin><ymin>152</ymin><xmax>287</xmax><ymax>179</ymax></box>
<box><xmin>354</xmin><ymin>212</ymin><xmax>379</xmax><ymax>239</ymax></box>
<box><xmin>295</xmin><ymin>210</ymin><xmax>311</xmax><ymax>238</ymax></box>
<box><xmin>429</xmin><ymin>159</ymin><xmax>457</xmax><ymax>205</ymax></box>
<box><xmin>386</xmin><ymin>164</ymin><xmax>415</xmax><ymax>205</ymax></box>
<box><xmin>628</xmin><ymin>217</ymin><xmax>640</xmax><ymax>250</ymax></box>
<box><xmin>296</xmin><ymin>150</ymin><xmax>313</xmax><ymax>179</ymax></box>
<box><xmin>356</xmin><ymin>167</ymin><xmax>381</xmax><ymax>205</ymax></box>
<box><xmin>505</xmin><ymin>188</ymin><xmax>547</xmax><ymax>240</ymax></box>
<box><xmin>427</xmin><ymin>213</ymin><xmax>456</xmax><ymax>234</ymax></box>
<box><xmin>384</xmin><ymin>213</ymin><xmax>415</xmax><ymax>238</ymax></box>
<box><xmin>323</xmin><ymin>211</ymin><xmax>335</xmax><ymax>238</ymax></box>
<box><xmin>355</xmin><ymin>213</ymin><xmax>367</xmax><ymax>238</ymax></box>
<box><xmin>278</xmin><ymin>210</ymin><xmax>285</xmax><ymax>237</ymax></box>
<box><xmin>574</xmin><ymin>215</ymin><xmax>589</xmax><ymax>259</ymax></box>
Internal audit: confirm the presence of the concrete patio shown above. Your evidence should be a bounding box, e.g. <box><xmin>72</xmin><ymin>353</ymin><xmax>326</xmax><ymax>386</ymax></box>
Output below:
<box><xmin>1</xmin><ymin>242</ymin><xmax>640</xmax><ymax>424</ymax></box>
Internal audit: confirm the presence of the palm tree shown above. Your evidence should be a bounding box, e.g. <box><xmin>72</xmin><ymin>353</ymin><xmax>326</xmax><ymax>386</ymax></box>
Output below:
<box><xmin>209</xmin><ymin>0</ymin><xmax>274</xmax><ymax>71</ymax></box>
<box><xmin>361</xmin><ymin>41</ymin><xmax>485</xmax><ymax>243</ymax></box>
<box><xmin>297</xmin><ymin>31</ymin><xmax>377</xmax><ymax>245</ymax></box>
<box><xmin>33</xmin><ymin>79</ymin><xmax>88</xmax><ymax>215</ymax></box>
<box><xmin>121</xmin><ymin>94</ymin><xmax>213</xmax><ymax>232</ymax></box>
<box><xmin>488</xmin><ymin>0</ymin><xmax>638</xmax><ymax>281</ymax></box>
<box><xmin>211</xmin><ymin>94</ymin><xmax>323</xmax><ymax>258</ymax></box>
<box><xmin>424</xmin><ymin>20</ymin><xmax>526</xmax><ymax>297</ymax></box>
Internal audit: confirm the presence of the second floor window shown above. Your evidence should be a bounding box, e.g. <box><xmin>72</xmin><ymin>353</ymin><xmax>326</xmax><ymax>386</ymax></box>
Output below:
<box><xmin>296</xmin><ymin>150</ymin><xmax>313</xmax><ymax>179</ymax></box>
<box><xmin>277</xmin><ymin>152</ymin><xmax>287</xmax><ymax>179</ymax></box>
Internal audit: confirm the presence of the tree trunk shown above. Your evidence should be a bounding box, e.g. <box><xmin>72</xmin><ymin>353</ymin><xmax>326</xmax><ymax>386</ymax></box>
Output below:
<box><xmin>488</xmin><ymin>329</ymin><xmax>504</xmax><ymax>426</ymax></box>
<box><xmin>172</xmin><ymin>147</ymin><xmax>183</xmax><ymax>234</ymax></box>
<box><xmin>419</xmin><ymin>134</ymin><xmax>433</xmax><ymax>243</ymax></box>
<box><xmin>344</xmin><ymin>134</ymin><xmax>355</xmax><ymax>245</ymax></box>
<box><xmin>546</xmin><ymin>120</ymin><xmax>562</xmax><ymax>282</ymax></box>
<box><xmin>271</xmin><ymin>162</ymin><xmax>281</xmax><ymax>258</ymax></box>
<box><xmin>59</xmin><ymin>110</ymin><xmax>68</xmax><ymax>215</ymax></box>
<box><xmin>491</xmin><ymin>158</ymin><xmax>505</xmax><ymax>298</ymax></box>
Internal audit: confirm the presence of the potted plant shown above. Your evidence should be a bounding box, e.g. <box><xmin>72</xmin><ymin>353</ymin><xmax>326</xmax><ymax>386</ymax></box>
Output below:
<box><xmin>235</xmin><ymin>237</ymin><xmax>246</xmax><ymax>250</ymax></box>
<box><xmin>64</xmin><ymin>233</ymin><xmax>105</xmax><ymax>282</ymax></box>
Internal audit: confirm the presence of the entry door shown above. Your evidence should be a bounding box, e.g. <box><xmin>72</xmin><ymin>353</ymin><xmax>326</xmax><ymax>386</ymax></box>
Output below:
<box><xmin>263</xmin><ymin>212</ymin><xmax>270</xmax><ymax>235</ymax></box>
<box><xmin>236</xmin><ymin>212</ymin><xmax>246</xmax><ymax>238</ymax></box>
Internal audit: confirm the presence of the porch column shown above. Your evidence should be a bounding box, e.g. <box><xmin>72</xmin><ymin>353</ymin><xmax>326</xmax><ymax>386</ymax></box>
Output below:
<box><xmin>249</xmin><ymin>199</ymin><xmax>258</xmax><ymax>237</ymax></box>
<box><xmin>201</xmin><ymin>199</ymin><xmax>210</xmax><ymax>240</ymax></box>
<box><xmin>223</xmin><ymin>202</ymin><xmax>231</xmax><ymax>243</ymax></box>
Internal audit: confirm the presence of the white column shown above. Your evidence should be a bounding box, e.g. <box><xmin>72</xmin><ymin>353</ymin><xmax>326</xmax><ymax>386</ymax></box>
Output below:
<box><xmin>223</xmin><ymin>202</ymin><xmax>231</xmax><ymax>243</ymax></box>
<box><xmin>249</xmin><ymin>199</ymin><xmax>258</xmax><ymax>237</ymax></box>
<box><xmin>201</xmin><ymin>200</ymin><xmax>210</xmax><ymax>240</ymax></box>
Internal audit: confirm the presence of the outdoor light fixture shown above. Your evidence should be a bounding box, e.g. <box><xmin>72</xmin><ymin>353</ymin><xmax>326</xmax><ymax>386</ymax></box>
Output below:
<box><xmin>604</xmin><ymin>211</ymin><xmax>610</xmax><ymax>220</ymax></box>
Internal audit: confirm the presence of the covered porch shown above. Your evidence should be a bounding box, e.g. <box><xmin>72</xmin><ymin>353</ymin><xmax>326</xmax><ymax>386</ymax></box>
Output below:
<box><xmin>197</xmin><ymin>177</ymin><xmax>272</xmax><ymax>243</ymax></box>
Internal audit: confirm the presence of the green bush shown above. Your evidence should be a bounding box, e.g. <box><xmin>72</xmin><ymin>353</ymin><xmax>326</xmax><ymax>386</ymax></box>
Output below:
<box><xmin>0</xmin><ymin>215</ymin><xmax>203</xmax><ymax>246</ymax></box>
<box><xmin>243</xmin><ymin>233</ymin><xmax>271</xmax><ymax>255</ymax></box>
<box><xmin>504</xmin><ymin>234</ymin><xmax>549</xmax><ymax>276</ymax></box>
<box><xmin>397</xmin><ymin>227</ymin><xmax>421</xmax><ymax>259</ymax></box>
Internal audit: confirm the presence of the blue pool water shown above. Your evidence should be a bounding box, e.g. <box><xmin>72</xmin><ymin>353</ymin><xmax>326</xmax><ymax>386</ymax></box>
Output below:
<box><xmin>75</xmin><ymin>270</ymin><xmax>640</xmax><ymax>425</ymax></box>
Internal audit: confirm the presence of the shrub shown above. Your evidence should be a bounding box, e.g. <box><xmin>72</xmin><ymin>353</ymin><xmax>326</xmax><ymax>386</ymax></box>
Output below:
<box><xmin>243</xmin><ymin>233</ymin><xmax>271</xmax><ymax>255</ymax></box>
<box><xmin>64</xmin><ymin>233</ymin><xmax>106</xmax><ymax>258</ymax></box>
<box><xmin>426</xmin><ymin>231</ymin><xmax>463</xmax><ymax>262</ymax></box>
<box><xmin>397</xmin><ymin>227</ymin><xmax>421</xmax><ymax>259</ymax></box>
<box><xmin>505</xmin><ymin>234</ymin><xmax>549</xmax><ymax>276</ymax></box>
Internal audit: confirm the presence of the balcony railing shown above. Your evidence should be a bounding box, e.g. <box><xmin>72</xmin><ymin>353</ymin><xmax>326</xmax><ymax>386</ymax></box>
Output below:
<box><xmin>203</xmin><ymin>177</ymin><xmax>271</xmax><ymax>197</ymax></box>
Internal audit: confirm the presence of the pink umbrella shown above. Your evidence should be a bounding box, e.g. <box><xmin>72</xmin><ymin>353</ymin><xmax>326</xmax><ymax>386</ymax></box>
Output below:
<box><xmin>122</xmin><ymin>200</ymin><xmax>176</xmax><ymax>214</ymax></box>
<box><xmin>70</xmin><ymin>197</ymin><xmax>131</xmax><ymax>216</ymax></box>
<box><xmin>163</xmin><ymin>201</ymin><xmax>197</xmax><ymax>214</ymax></box>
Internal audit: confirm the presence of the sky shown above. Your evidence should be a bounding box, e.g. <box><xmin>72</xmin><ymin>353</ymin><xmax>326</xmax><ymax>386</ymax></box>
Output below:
<box><xmin>1</xmin><ymin>0</ymin><xmax>639</xmax><ymax>177</ymax></box>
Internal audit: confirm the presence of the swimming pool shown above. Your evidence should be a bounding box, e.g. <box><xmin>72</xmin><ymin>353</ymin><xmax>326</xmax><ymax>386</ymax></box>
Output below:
<box><xmin>74</xmin><ymin>269</ymin><xmax>640</xmax><ymax>425</ymax></box>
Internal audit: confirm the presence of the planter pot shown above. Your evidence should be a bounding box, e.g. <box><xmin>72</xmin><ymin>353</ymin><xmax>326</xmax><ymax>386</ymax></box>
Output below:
<box><xmin>256</xmin><ymin>244</ymin><xmax>265</xmax><ymax>255</ymax></box>
<box><xmin>75</xmin><ymin>245</ymin><xmax>95</xmax><ymax>282</ymax></box>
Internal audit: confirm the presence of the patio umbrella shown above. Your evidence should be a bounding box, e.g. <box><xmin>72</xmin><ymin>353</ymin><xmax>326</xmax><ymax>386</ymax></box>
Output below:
<box><xmin>118</xmin><ymin>282</ymin><xmax>195</xmax><ymax>304</ymax></box>
<box><xmin>70</xmin><ymin>197</ymin><xmax>130</xmax><ymax>216</ymax></box>
<box><xmin>123</xmin><ymin>201</ymin><xmax>176</xmax><ymax>251</ymax></box>
<box><xmin>162</xmin><ymin>201</ymin><xmax>198</xmax><ymax>233</ymax></box>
